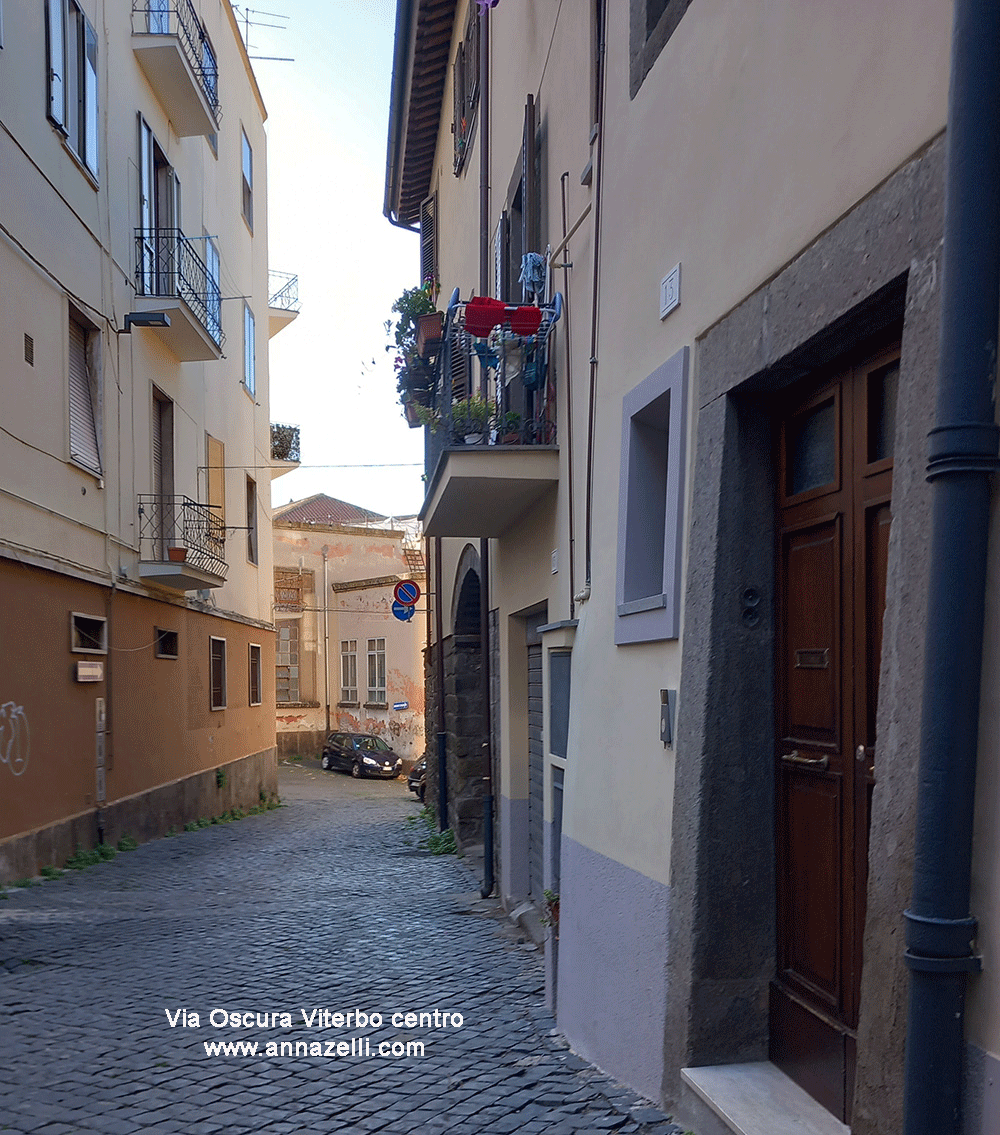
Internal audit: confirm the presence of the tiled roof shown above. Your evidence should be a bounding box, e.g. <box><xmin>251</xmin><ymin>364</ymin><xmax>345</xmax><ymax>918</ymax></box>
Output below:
<box><xmin>274</xmin><ymin>494</ymin><xmax>386</xmax><ymax>527</ymax></box>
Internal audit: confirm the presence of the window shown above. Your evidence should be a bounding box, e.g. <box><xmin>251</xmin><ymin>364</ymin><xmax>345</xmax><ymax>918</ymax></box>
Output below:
<box><xmin>615</xmin><ymin>346</ymin><xmax>689</xmax><ymax>644</ymax></box>
<box><xmin>276</xmin><ymin>621</ymin><xmax>299</xmax><ymax>704</ymax></box>
<box><xmin>71</xmin><ymin>612</ymin><xmax>107</xmax><ymax>654</ymax></box>
<box><xmin>206</xmin><ymin>434</ymin><xmax>225</xmax><ymax>528</ymax></box>
<box><xmin>549</xmin><ymin>651</ymin><xmax>572</xmax><ymax>759</ymax></box>
<box><xmin>46</xmin><ymin>0</ymin><xmax>98</xmax><ymax>178</ymax></box>
<box><xmin>419</xmin><ymin>194</ymin><xmax>437</xmax><ymax>291</ymax></box>
<box><xmin>69</xmin><ymin>315</ymin><xmax>101</xmax><ymax>475</ymax></box>
<box><xmin>155</xmin><ymin>628</ymin><xmax>179</xmax><ymax>659</ymax></box>
<box><xmin>205</xmin><ymin>236</ymin><xmax>221</xmax><ymax>343</ymax></box>
<box><xmin>366</xmin><ymin>638</ymin><xmax>386</xmax><ymax>704</ymax></box>
<box><xmin>274</xmin><ymin>571</ymin><xmax>303</xmax><ymax>612</ymax></box>
<box><xmin>241</xmin><ymin>129</ymin><xmax>253</xmax><ymax>229</ymax></box>
<box><xmin>243</xmin><ymin>305</ymin><xmax>255</xmax><ymax>395</ymax></box>
<box><xmin>340</xmin><ymin>640</ymin><xmax>358</xmax><ymax>704</ymax></box>
<box><xmin>249</xmin><ymin>644</ymin><xmax>262</xmax><ymax>706</ymax></box>
<box><xmin>452</xmin><ymin>4</ymin><xmax>480</xmax><ymax>174</ymax></box>
<box><xmin>202</xmin><ymin>33</ymin><xmax>218</xmax><ymax>110</ymax></box>
<box><xmin>210</xmin><ymin>637</ymin><xmax>227</xmax><ymax>709</ymax></box>
<box><xmin>629</xmin><ymin>0</ymin><xmax>692</xmax><ymax>98</ymax></box>
<box><xmin>246</xmin><ymin>476</ymin><xmax>258</xmax><ymax>564</ymax></box>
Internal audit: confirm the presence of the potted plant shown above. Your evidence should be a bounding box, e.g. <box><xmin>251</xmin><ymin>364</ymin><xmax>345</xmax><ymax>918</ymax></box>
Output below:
<box><xmin>450</xmin><ymin>395</ymin><xmax>491</xmax><ymax>443</ymax></box>
<box><xmin>167</xmin><ymin>542</ymin><xmax>187</xmax><ymax>563</ymax></box>
<box><xmin>386</xmin><ymin>283</ymin><xmax>441</xmax><ymax>422</ymax></box>
<box><xmin>497</xmin><ymin>410</ymin><xmax>522</xmax><ymax>443</ymax></box>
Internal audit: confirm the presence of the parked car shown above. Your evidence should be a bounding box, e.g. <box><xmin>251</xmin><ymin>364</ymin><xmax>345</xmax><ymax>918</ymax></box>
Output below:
<box><xmin>320</xmin><ymin>733</ymin><xmax>402</xmax><ymax>779</ymax></box>
<box><xmin>407</xmin><ymin>756</ymin><xmax>427</xmax><ymax>802</ymax></box>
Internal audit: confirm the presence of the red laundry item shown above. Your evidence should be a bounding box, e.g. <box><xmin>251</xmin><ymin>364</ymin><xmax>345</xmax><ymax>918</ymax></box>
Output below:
<box><xmin>510</xmin><ymin>305</ymin><xmax>542</xmax><ymax>336</ymax></box>
<box><xmin>464</xmin><ymin>295</ymin><xmax>506</xmax><ymax>337</ymax></box>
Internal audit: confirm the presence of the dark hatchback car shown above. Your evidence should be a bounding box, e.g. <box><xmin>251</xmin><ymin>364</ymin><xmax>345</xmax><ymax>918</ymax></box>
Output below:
<box><xmin>321</xmin><ymin>733</ymin><xmax>402</xmax><ymax>779</ymax></box>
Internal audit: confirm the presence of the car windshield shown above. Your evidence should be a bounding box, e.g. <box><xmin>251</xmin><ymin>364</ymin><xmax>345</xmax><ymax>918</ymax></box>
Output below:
<box><xmin>353</xmin><ymin>736</ymin><xmax>391</xmax><ymax>752</ymax></box>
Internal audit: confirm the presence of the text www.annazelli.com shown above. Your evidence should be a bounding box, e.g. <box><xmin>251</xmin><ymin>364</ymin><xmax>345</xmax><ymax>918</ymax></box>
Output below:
<box><xmin>204</xmin><ymin>1037</ymin><xmax>425</xmax><ymax>1059</ymax></box>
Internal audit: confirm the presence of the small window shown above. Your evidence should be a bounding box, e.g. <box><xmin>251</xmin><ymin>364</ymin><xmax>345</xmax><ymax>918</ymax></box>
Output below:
<box><xmin>210</xmin><ymin>637</ymin><xmax>227</xmax><ymax>710</ymax></box>
<box><xmin>276</xmin><ymin>620</ymin><xmax>299</xmax><ymax>704</ymax></box>
<box><xmin>71</xmin><ymin>612</ymin><xmax>107</xmax><ymax>654</ymax></box>
<box><xmin>155</xmin><ymin>628</ymin><xmax>179</xmax><ymax>659</ymax></box>
<box><xmin>366</xmin><ymin>638</ymin><xmax>386</xmax><ymax>704</ymax></box>
<box><xmin>241</xmin><ymin>129</ymin><xmax>253</xmax><ymax>229</ymax></box>
<box><xmin>340</xmin><ymin>640</ymin><xmax>358</xmax><ymax>703</ymax></box>
<box><xmin>243</xmin><ymin>304</ymin><xmax>255</xmax><ymax>395</ymax></box>
<box><xmin>246</xmin><ymin>476</ymin><xmax>258</xmax><ymax>564</ymax></box>
<box><xmin>249</xmin><ymin>643</ymin><xmax>262</xmax><ymax>706</ymax></box>
<box><xmin>615</xmin><ymin>347</ymin><xmax>689</xmax><ymax>644</ymax></box>
<box><xmin>24</xmin><ymin>334</ymin><xmax>34</xmax><ymax>366</ymax></box>
<box><xmin>549</xmin><ymin>650</ymin><xmax>572</xmax><ymax>759</ymax></box>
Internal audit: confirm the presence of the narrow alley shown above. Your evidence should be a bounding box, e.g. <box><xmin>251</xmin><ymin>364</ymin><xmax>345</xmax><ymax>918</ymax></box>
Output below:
<box><xmin>0</xmin><ymin>766</ymin><xmax>686</xmax><ymax>1135</ymax></box>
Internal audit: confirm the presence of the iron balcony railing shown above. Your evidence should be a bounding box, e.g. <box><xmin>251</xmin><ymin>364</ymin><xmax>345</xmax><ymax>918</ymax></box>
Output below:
<box><xmin>271</xmin><ymin>423</ymin><xmax>301</xmax><ymax>463</ymax></box>
<box><xmin>132</xmin><ymin>1</ymin><xmax>221</xmax><ymax>122</ymax></box>
<box><xmin>138</xmin><ymin>495</ymin><xmax>227</xmax><ymax>579</ymax></box>
<box><xmin>134</xmin><ymin>228</ymin><xmax>224</xmax><ymax>347</ymax></box>
<box><xmin>268</xmin><ymin>270</ymin><xmax>300</xmax><ymax>312</ymax></box>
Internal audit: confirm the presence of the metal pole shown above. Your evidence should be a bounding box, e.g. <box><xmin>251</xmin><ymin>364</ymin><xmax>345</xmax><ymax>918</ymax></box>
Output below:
<box><xmin>435</xmin><ymin>537</ymin><xmax>448</xmax><ymax>832</ymax></box>
<box><xmin>322</xmin><ymin>547</ymin><xmax>331</xmax><ymax>735</ymax></box>
<box><xmin>902</xmin><ymin>2</ymin><xmax>1000</xmax><ymax>1131</ymax></box>
<box><xmin>480</xmin><ymin>536</ymin><xmax>494</xmax><ymax>897</ymax></box>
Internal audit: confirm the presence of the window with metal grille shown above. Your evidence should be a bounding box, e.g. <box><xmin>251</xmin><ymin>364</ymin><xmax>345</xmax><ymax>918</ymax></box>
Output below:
<box><xmin>241</xmin><ymin>129</ymin><xmax>253</xmax><ymax>229</ymax></box>
<box><xmin>340</xmin><ymin>640</ymin><xmax>358</xmax><ymax>704</ymax></box>
<box><xmin>46</xmin><ymin>0</ymin><xmax>99</xmax><ymax>178</ymax></box>
<box><xmin>452</xmin><ymin>5</ymin><xmax>480</xmax><ymax>174</ymax></box>
<box><xmin>274</xmin><ymin>571</ymin><xmax>303</xmax><ymax>612</ymax></box>
<box><xmin>276</xmin><ymin>620</ymin><xmax>299</xmax><ymax>704</ymax></box>
<box><xmin>69</xmin><ymin>316</ymin><xmax>101</xmax><ymax>475</ymax></box>
<box><xmin>210</xmin><ymin>637</ymin><xmax>227</xmax><ymax>709</ymax></box>
<box><xmin>249</xmin><ymin>643</ymin><xmax>262</xmax><ymax>706</ymax></box>
<box><xmin>366</xmin><ymin>638</ymin><xmax>386</xmax><ymax>704</ymax></box>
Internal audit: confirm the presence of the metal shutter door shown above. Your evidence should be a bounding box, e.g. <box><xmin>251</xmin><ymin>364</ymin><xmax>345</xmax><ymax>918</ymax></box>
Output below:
<box><xmin>528</xmin><ymin>642</ymin><xmax>544</xmax><ymax>899</ymax></box>
<box><xmin>68</xmin><ymin>320</ymin><xmax>100</xmax><ymax>473</ymax></box>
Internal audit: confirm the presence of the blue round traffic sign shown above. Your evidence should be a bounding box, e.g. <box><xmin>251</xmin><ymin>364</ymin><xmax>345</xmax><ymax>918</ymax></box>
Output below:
<box><xmin>392</xmin><ymin>600</ymin><xmax>416</xmax><ymax>622</ymax></box>
<box><xmin>394</xmin><ymin>579</ymin><xmax>421</xmax><ymax>606</ymax></box>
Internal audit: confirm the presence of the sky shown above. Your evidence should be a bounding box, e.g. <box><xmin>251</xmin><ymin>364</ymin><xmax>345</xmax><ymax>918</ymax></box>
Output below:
<box><xmin>235</xmin><ymin>1</ymin><xmax>425</xmax><ymax>521</ymax></box>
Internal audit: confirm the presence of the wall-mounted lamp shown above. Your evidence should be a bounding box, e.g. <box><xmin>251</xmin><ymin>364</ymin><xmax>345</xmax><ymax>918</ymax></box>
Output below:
<box><xmin>123</xmin><ymin>312</ymin><xmax>171</xmax><ymax>332</ymax></box>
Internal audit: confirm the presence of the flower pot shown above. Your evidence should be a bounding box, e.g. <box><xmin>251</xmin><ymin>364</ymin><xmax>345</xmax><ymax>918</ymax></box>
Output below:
<box><xmin>403</xmin><ymin>400</ymin><xmax>422</xmax><ymax>428</ymax></box>
<box><xmin>167</xmin><ymin>546</ymin><xmax>187</xmax><ymax>563</ymax></box>
<box><xmin>416</xmin><ymin>312</ymin><xmax>443</xmax><ymax>358</ymax></box>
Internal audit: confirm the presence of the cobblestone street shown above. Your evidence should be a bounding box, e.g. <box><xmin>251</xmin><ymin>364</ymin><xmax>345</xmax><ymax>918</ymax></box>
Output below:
<box><xmin>1</xmin><ymin>764</ymin><xmax>688</xmax><ymax>1135</ymax></box>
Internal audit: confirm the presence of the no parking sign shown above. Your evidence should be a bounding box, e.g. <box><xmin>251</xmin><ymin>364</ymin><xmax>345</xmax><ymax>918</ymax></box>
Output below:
<box><xmin>393</xmin><ymin>579</ymin><xmax>421</xmax><ymax>606</ymax></box>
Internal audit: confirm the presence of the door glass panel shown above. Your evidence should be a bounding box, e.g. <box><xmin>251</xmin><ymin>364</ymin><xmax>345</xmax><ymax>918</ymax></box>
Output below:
<box><xmin>867</xmin><ymin>362</ymin><xmax>899</xmax><ymax>463</ymax></box>
<box><xmin>788</xmin><ymin>400</ymin><xmax>836</xmax><ymax>495</ymax></box>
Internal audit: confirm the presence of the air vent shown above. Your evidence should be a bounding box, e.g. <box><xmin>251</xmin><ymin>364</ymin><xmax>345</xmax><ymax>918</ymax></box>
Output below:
<box><xmin>24</xmin><ymin>334</ymin><xmax>34</xmax><ymax>366</ymax></box>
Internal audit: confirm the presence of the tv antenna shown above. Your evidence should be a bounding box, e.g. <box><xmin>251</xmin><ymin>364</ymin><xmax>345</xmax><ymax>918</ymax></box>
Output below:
<box><xmin>232</xmin><ymin>5</ymin><xmax>294</xmax><ymax>62</ymax></box>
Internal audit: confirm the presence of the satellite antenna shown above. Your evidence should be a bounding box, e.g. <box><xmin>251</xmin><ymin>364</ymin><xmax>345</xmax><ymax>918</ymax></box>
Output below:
<box><xmin>232</xmin><ymin>5</ymin><xmax>294</xmax><ymax>62</ymax></box>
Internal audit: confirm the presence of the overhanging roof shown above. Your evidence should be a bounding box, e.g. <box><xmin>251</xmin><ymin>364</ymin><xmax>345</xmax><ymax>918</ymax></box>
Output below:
<box><xmin>384</xmin><ymin>0</ymin><xmax>458</xmax><ymax>228</ymax></box>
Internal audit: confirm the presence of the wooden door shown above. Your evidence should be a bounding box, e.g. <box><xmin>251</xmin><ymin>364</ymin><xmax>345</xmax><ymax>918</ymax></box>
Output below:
<box><xmin>770</xmin><ymin>341</ymin><xmax>899</xmax><ymax>1124</ymax></box>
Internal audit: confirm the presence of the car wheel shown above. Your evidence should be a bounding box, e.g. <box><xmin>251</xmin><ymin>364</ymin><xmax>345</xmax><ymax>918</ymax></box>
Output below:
<box><xmin>351</xmin><ymin>760</ymin><xmax>361</xmax><ymax>779</ymax></box>
<box><xmin>321</xmin><ymin>754</ymin><xmax>332</xmax><ymax>771</ymax></box>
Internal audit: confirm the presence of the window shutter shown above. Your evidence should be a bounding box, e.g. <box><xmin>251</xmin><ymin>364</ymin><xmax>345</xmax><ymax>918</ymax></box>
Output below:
<box><xmin>452</xmin><ymin>45</ymin><xmax>466</xmax><ymax>172</ymax></box>
<box><xmin>522</xmin><ymin>94</ymin><xmax>539</xmax><ymax>266</ymax></box>
<box><xmin>68</xmin><ymin>319</ymin><xmax>101</xmax><ymax>474</ymax></box>
<box><xmin>46</xmin><ymin>0</ymin><xmax>66</xmax><ymax>129</ymax></box>
<box><xmin>450</xmin><ymin>330</ymin><xmax>470</xmax><ymax>402</ymax></box>
<box><xmin>419</xmin><ymin>194</ymin><xmax>436</xmax><ymax>290</ymax></box>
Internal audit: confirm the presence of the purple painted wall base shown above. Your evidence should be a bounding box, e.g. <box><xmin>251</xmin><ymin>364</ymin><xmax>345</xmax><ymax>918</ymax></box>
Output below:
<box><xmin>499</xmin><ymin>794</ymin><xmax>529</xmax><ymax>902</ymax></box>
<box><xmin>557</xmin><ymin>835</ymin><xmax>670</xmax><ymax>1102</ymax></box>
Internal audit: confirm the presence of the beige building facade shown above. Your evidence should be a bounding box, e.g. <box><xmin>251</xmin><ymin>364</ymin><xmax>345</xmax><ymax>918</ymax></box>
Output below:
<box><xmin>0</xmin><ymin>1</ymin><xmax>296</xmax><ymax>878</ymax></box>
<box><xmin>386</xmin><ymin>1</ymin><xmax>1000</xmax><ymax>1133</ymax></box>
<box><xmin>273</xmin><ymin>495</ymin><xmax>426</xmax><ymax>765</ymax></box>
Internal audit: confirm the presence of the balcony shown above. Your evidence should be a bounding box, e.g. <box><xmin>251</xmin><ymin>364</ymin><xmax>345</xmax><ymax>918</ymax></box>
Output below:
<box><xmin>137</xmin><ymin>495</ymin><xmax>227</xmax><ymax>591</ymax></box>
<box><xmin>418</xmin><ymin>292</ymin><xmax>562</xmax><ymax>538</ymax></box>
<box><xmin>131</xmin><ymin>2</ymin><xmax>220</xmax><ymax>138</ymax></box>
<box><xmin>134</xmin><ymin>228</ymin><xmax>224</xmax><ymax>361</ymax></box>
<box><xmin>270</xmin><ymin>422</ymin><xmax>301</xmax><ymax>480</ymax></box>
<box><xmin>268</xmin><ymin>271</ymin><xmax>300</xmax><ymax>337</ymax></box>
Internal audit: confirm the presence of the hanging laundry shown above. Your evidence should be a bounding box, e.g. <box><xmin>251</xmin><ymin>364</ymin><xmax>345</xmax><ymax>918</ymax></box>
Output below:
<box><xmin>519</xmin><ymin>252</ymin><xmax>546</xmax><ymax>300</ymax></box>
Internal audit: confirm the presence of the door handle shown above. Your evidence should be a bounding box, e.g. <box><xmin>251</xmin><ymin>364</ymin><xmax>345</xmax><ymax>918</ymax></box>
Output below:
<box><xmin>782</xmin><ymin>750</ymin><xmax>829</xmax><ymax>770</ymax></box>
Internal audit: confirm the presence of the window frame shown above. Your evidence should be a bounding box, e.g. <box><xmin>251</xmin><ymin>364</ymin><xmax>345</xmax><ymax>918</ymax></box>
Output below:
<box><xmin>615</xmin><ymin>346</ymin><xmax>689</xmax><ymax>644</ymax></box>
<box><xmin>210</xmin><ymin>636</ymin><xmax>227</xmax><ymax>710</ymax></box>
<box><xmin>241</xmin><ymin>128</ymin><xmax>253</xmax><ymax>230</ymax></box>
<box><xmin>340</xmin><ymin>639</ymin><xmax>358</xmax><ymax>705</ymax></box>
<box><xmin>68</xmin><ymin>311</ymin><xmax>102</xmax><ymax>477</ymax></box>
<box><xmin>155</xmin><ymin>628</ymin><xmax>179</xmax><ymax>659</ymax></box>
<box><xmin>629</xmin><ymin>0</ymin><xmax>692</xmax><ymax>99</ymax></box>
<box><xmin>46</xmin><ymin>0</ymin><xmax>99</xmax><ymax>180</ymax></box>
<box><xmin>245</xmin><ymin>475</ymin><xmax>258</xmax><ymax>565</ymax></box>
<box><xmin>70</xmin><ymin>612</ymin><xmax>108</xmax><ymax>655</ymax></box>
<box><xmin>365</xmin><ymin>637</ymin><xmax>386</xmax><ymax>705</ymax></box>
<box><xmin>243</xmin><ymin>304</ymin><xmax>256</xmax><ymax>395</ymax></box>
<box><xmin>248</xmin><ymin>643</ymin><xmax>262</xmax><ymax>706</ymax></box>
<box><xmin>275</xmin><ymin>619</ymin><xmax>300</xmax><ymax>704</ymax></box>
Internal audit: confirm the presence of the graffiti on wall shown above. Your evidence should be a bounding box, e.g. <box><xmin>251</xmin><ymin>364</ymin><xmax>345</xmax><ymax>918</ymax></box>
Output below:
<box><xmin>0</xmin><ymin>702</ymin><xmax>30</xmax><ymax>776</ymax></box>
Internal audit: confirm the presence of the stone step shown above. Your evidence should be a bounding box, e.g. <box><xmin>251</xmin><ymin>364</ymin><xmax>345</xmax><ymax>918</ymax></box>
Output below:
<box><xmin>680</xmin><ymin>1062</ymin><xmax>850</xmax><ymax>1135</ymax></box>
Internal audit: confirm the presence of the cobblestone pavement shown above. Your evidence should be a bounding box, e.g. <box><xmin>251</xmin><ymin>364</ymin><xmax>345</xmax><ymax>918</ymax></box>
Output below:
<box><xmin>0</xmin><ymin>763</ymin><xmax>689</xmax><ymax>1135</ymax></box>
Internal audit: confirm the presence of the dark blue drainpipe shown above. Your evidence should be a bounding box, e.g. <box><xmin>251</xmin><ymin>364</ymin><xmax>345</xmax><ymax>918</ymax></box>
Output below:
<box><xmin>902</xmin><ymin>2</ymin><xmax>1000</xmax><ymax>1132</ymax></box>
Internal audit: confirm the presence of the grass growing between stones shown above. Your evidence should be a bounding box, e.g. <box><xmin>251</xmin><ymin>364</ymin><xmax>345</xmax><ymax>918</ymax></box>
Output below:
<box><xmin>405</xmin><ymin>805</ymin><xmax>458</xmax><ymax>855</ymax></box>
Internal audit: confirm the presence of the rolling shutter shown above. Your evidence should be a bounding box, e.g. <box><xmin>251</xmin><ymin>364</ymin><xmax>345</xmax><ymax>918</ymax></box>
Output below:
<box><xmin>68</xmin><ymin>319</ymin><xmax>101</xmax><ymax>474</ymax></box>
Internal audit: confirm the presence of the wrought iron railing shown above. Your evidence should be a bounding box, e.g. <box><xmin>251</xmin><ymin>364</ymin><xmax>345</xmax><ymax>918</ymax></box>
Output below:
<box><xmin>137</xmin><ymin>495</ymin><xmax>227</xmax><ymax>579</ymax></box>
<box><xmin>134</xmin><ymin>228</ymin><xmax>224</xmax><ymax>347</ymax></box>
<box><xmin>271</xmin><ymin>423</ymin><xmax>301</xmax><ymax>463</ymax></box>
<box><xmin>268</xmin><ymin>271</ymin><xmax>300</xmax><ymax>312</ymax></box>
<box><xmin>132</xmin><ymin>2</ymin><xmax>221</xmax><ymax>122</ymax></box>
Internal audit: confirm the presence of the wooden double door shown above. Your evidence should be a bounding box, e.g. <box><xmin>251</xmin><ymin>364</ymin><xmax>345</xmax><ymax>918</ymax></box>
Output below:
<box><xmin>770</xmin><ymin>340</ymin><xmax>900</xmax><ymax>1123</ymax></box>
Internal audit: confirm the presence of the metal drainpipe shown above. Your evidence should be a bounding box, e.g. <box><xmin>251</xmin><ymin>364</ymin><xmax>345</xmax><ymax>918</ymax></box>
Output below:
<box><xmin>477</xmin><ymin>4</ymin><xmax>495</xmax><ymax>893</ymax></box>
<box><xmin>902</xmin><ymin>2</ymin><xmax>1000</xmax><ymax>1132</ymax></box>
<box><xmin>322</xmin><ymin>547</ymin><xmax>331</xmax><ymax>735</ymax></box>
<box><xmin>435</xmin><ymin>536</ymin><xmax>448</xmax><ymax>832</ymax></box>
